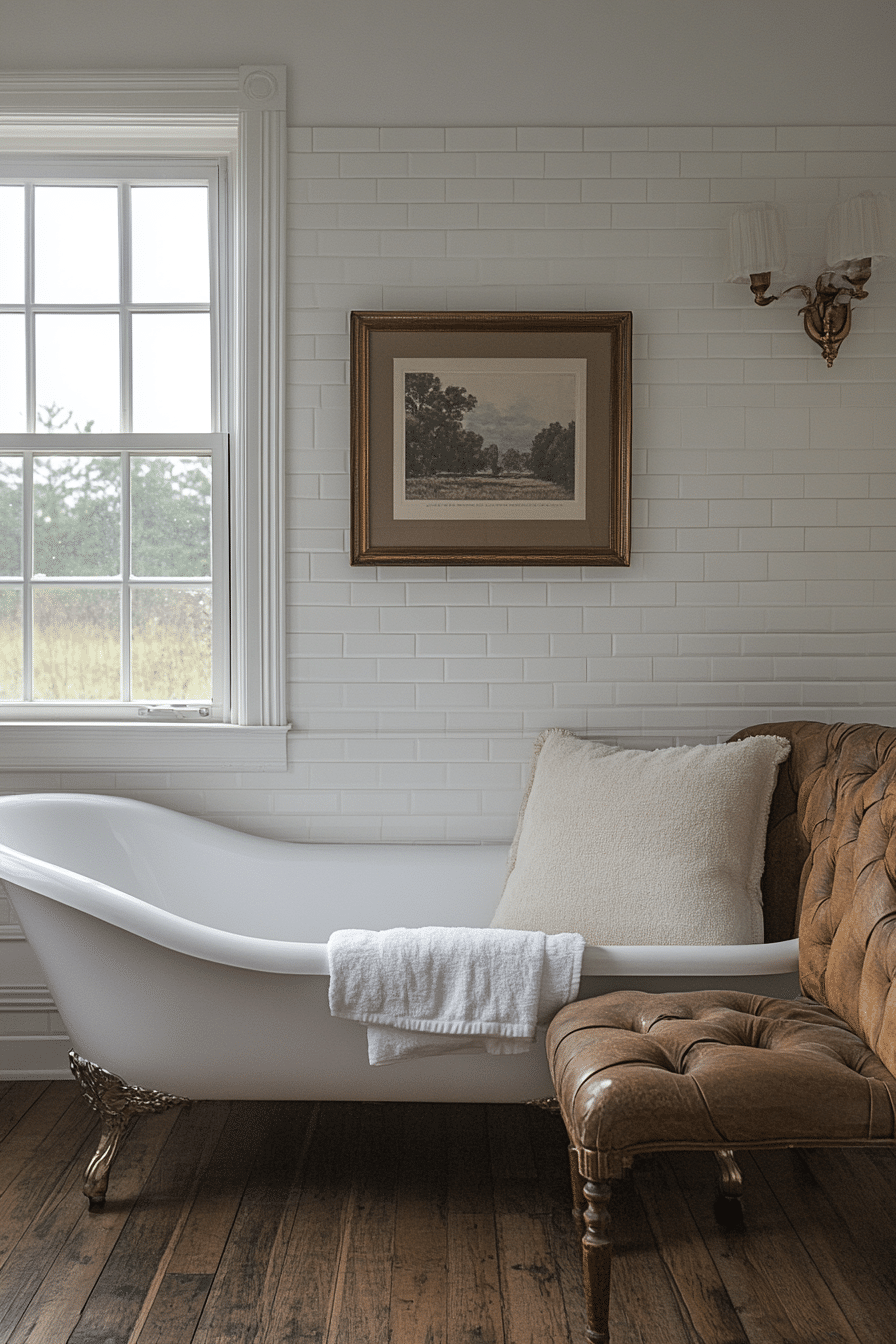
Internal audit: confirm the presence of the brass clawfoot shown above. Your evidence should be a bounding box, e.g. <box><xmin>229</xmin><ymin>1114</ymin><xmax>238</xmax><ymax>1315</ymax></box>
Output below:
<box><xmin>69</xmin><ymin>1052</ymin><xmax>191</xmax><ymax>1209</ymax></box>
<box><xmin>713</xmin><ymin>1147</ymin><xmax>744</xmax><ymax>1229</ymax></box>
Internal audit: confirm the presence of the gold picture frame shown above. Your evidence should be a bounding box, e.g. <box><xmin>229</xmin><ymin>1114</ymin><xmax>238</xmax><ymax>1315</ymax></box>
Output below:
<box><xmin>350</xmin><ymin>311</ymin><xmax>632</xmax><ymax>566</ymax></box>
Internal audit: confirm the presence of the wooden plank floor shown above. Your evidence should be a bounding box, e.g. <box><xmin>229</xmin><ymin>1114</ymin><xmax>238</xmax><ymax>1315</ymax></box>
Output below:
<box><xmin>0</xmin><ymin>1081</ymin><xmax>894</xmax><ymax>1343</ymax></box>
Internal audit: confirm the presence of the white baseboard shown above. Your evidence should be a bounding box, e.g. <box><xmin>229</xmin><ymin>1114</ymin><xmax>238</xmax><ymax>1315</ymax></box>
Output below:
<box><xmin>0</xmin><ymin>1035</ymin><xmax>72</xmax><ymax>1078</ymax></box>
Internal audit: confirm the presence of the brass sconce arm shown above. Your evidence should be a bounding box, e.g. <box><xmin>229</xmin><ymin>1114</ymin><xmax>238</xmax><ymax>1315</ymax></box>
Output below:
<box><xmin>747</xmin><ymin>260</ymin><xmax>872</xmax><ymax>367</ymax></box>
<box><xmin>747</xmin><ymin>272</ymin><xmax>779</xmax><ymax>306</ymax></box>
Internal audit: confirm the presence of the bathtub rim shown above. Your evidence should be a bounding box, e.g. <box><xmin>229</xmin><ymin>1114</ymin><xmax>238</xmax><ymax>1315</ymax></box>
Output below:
<box><xmin>0</xmin><ymin>791</ymin><xmax>799</xmax><ymax>980</ymax></box>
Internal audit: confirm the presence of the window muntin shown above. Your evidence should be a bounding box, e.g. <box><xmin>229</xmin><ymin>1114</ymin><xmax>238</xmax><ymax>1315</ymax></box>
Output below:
<box><xmin>0</xmin><ymin>441</ymin><xmax>223</xmax><ymax>712</ymax></box>
<box><xmin>0</xmin><ymin>159</ymin><xmax>227</xmax><ymax>718</ymax></box>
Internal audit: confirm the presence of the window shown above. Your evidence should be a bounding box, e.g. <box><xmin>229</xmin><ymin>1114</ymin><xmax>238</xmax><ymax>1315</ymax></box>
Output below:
<box><xmin>0</xmin><ymin>68</ymin><xmax>288</xmax><ymax>769</ymax></box>
<box><xmin>0</xmin><ymin>163</ymin><xmax>227</xmax><ymax>718</ymax></box>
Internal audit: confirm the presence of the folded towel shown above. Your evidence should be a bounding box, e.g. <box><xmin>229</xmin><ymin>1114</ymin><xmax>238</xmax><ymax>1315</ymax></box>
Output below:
<box><xmin>327</xmin><ymin>926</ymin><xmax>584</xmax><ymax>1065</ymax></box>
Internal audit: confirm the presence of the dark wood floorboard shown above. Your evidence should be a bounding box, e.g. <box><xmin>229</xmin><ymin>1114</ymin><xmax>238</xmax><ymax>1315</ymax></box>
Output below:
<box><xmin>0</xmin><ymin>1083</ymin><xmax>893</xmax><ymax>1344</ymax></box>
<box><xmin>2</xmin><ymin>1106</ymin><xmax>182</xmax><ymax>1344</ymax></box>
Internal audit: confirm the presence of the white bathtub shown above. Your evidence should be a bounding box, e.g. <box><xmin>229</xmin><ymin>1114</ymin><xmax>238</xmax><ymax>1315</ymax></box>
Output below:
<box><xmin>0</xmin><ymin>793</ymin><xmax>800</xmax><ymax>1103</ymax></box>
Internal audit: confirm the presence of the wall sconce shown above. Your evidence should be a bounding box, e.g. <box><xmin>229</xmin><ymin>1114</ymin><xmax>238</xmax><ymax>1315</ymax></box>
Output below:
<box><xmin>727</xmin><ymin>192</ymin><xmax>894</xmax><ymax>367</ymax></box>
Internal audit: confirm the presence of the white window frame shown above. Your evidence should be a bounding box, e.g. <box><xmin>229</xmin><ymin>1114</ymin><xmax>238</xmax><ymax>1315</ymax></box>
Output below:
<box><xmin>0</xmin><ymin>68</ymin><xmax>288</xmax><ymax>770</ymax></box>
<box><xmin>0</xmin><ymin>158</ymin><xmax>227</xmax><ymax>718</ymax></box>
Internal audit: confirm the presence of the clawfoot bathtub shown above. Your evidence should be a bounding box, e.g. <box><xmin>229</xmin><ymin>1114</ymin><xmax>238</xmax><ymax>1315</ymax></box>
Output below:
<box><xmin>0</xmin><ymin>793</ymin><xmax>799</xmax><ymax>1204</ymax></box>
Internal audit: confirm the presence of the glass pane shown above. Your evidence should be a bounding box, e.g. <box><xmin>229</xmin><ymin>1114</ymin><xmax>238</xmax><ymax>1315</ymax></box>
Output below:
<box><xmin>131</xmin><ymin>186</ymin><xmax>210</xmax><ymax>303</ymax></box>
<box><xmin>0</xmin><ymin>186</ymin><xmax>24</xmax><ymax>303</ymax></box>
<box><xmin>34</xmin><ymin>186</ymin><xmax>119</xmax><ymax>303</ymax></box>
<box><xmin>131</xmin><ymin>313</ymin><xmax>211</xmax><ymax>432</ymax></box>
<box><xmin>131</xmin><ymin>456</ymin><xmax>211</xmax><ymax>578</ymax></box>
<box><xmin>0</xmin><ymin>458</ymin><xmax>22</xmax><ymax>576</ymax></box>
<box><xmin>0</xmin><ymin>588</ymin><xmax>22</xmax><ymax>699</ymax></box>
<box><xmin>0</xmin><ymin>315</ymin><xmax>26</xmax><ymax>432</ymax></box>
<box><xmin>33</xmin><ymin>456</ymin><xmax>120</xmax><ymax>577</ymax></box>
<box><xmin>35</xmin><ymin>314</ymin><xmax>120</xmax><ymax>433</ymax></box>
<box><xmin>131</xmin><ymin>587</ymin><xmax>211</xmax><ymax>701</ymax></box>
<box><xmin>33</xmin><ymin>587</ymin><xmax>120</xmax><ymax>700</ymax></box>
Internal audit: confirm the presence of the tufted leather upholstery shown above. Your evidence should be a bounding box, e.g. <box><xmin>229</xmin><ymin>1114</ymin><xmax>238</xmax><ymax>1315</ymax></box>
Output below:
<box><xmin>546</xmin><ymin>721</ymin><xmax>896</xmax><ymax>1343</ymax></box>
<box><xmin>731</xmin><ymin>720</ymin><xmax>896</xmax><ymax>1073</ymax></box>
<box><xmin>549</xmin><ymin>989</ymin><xmax>896</xmax><ymax>1180</ymax></box>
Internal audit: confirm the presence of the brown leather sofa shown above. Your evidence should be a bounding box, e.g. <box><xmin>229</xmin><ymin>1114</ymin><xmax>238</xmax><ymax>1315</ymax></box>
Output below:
<box><xmin>546</xmin><ymin>720</ymin><xmax>896</xmax><ymax>1344</ymax></box>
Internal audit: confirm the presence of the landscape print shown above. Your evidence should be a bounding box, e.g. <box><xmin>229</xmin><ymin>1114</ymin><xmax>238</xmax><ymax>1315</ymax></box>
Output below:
<box><xmin>392</xmin><ymin>358</ymin><xmax>587</xmax><ymax>520</ymax></box>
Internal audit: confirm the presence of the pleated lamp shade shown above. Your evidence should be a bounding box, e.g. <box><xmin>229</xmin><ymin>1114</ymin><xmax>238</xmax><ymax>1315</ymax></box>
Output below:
<box><xmin>726</xmin><ymin>202</ymin><xmax>788</xmax><ymax>284</ymax></box>
<box><xmin>825</xmin><ymin>192</ymin><xmax>894</xmax><ymax>274</ymax></box>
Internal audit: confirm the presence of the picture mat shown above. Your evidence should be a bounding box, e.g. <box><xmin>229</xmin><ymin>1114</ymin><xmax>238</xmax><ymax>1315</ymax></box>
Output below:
<box><xmin>393</xmin><ymin>358</ymin><xmax>587</xmax><ymax>521</ymax></box>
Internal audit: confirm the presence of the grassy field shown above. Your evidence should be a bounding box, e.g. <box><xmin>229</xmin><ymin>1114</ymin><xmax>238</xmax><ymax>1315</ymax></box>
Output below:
<box><xmin>0</xmin><ymin>609</ymin><xmax>211</xmax><ymax>701</ymax></box>
<box><xmin>405</xmin><ymin>473</ymin><xmax>574</xmax><ymax>501</ymax></box>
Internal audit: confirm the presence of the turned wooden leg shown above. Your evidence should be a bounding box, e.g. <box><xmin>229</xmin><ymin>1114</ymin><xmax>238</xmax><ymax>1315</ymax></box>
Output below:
<box><xmin>713</xmin><ymin>1147</ymin><xmax>744</xmax><ymax>1229</ymax></box>
<box><xmin>69</xmin><ymin>1052</ymin><xmax>191</xmax><ymax>1208</ymax></box>
<box><xmin>582</xmin><ymin>1178</ymin><xmax>613</xmax><ymax>1344</ymax></box>
<box><xmin>569</xmin><ymin>1143</ymin><xmax>587</xmax><ymax>1232</ymax></box>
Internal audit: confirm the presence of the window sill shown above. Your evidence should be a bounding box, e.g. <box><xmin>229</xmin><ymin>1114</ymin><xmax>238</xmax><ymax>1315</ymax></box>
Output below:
<box><xmin>0</xmin><ymin>722</ymin><xmax>291</xmax><ymax>772</ymax></box>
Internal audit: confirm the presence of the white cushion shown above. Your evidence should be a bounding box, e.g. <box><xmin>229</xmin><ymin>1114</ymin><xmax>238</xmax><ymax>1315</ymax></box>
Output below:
<box><xmin>490</xmin><ymin>730</ymin><xmax>791</xmax><ymax>946</ymax></box>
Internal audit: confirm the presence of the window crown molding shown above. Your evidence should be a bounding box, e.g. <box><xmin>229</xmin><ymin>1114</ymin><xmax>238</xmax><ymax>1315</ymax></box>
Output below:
<box><xmin>0</xmin><ymin>66</ymin><xmax>285</xmax><ymax>112</ymax></box>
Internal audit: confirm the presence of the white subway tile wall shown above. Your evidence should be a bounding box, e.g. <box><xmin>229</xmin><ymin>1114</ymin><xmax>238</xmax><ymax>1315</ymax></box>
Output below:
<box><xmin>19</xmin><ymin>118</ymin><xmax>896</xmax><ymax>1079</ymax></box>
<box><xmin>4</xmin><ymin>126</ymin><xmax>896</xmax><ymax>858</ymax></box>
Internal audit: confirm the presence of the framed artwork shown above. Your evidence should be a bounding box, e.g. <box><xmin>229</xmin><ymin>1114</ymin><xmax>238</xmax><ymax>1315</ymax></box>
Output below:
<box><xmin>350</xmin><ymin>310</ymin><xmax>631</xmax><ymax>566</ymax></box>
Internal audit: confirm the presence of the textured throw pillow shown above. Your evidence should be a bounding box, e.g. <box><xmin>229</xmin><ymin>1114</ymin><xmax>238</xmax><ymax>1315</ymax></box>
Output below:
<box><xmin>490</xmin><ymin>729</ymin><xmax>791</xmax><ymax>946</ymax></box>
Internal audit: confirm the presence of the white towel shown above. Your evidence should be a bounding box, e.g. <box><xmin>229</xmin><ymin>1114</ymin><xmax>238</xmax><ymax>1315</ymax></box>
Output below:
<box><xmin>327</xmin><ymin>926</ymin><xmax>584</xmax><ymax>1065</ymax></box>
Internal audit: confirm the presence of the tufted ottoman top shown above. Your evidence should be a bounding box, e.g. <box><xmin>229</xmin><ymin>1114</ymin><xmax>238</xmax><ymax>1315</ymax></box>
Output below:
<box><xmin>547</xmin><ymin>988</ymin><xmax>896</xmax><ymax>1171</ymax></box>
